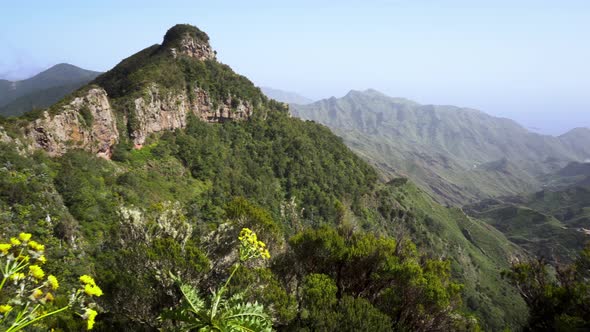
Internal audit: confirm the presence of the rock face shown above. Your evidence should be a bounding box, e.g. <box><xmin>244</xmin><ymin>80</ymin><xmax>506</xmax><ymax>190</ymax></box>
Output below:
<box><xmin>0</xmin><ymin>127</ymin><xmax>12</xmax><ymax>144</ymax></box>
<box><xmin>176</xmin><ymin>34</ymin><xmax>215</xmax><ymax>60</ymax></box>
<box><xmin>130</xmin><ymin>84</ymin><xmax>253</xmax><ymax>146</ymax></box>
<box><xmin>131</xmin><ymin>84</ymin><xmax>190</xmax><ymax>146</ymax></box>
<box><xmin>192</xmin><ymin>87</ymin><xmax>253</xmax><ymax>123</ymax></box>
<box><xmin>26</xmin><ymin>88</ymin><xmax>119</xmax><ymax>158</ymax></box>
<box><xmin>163</xmin><ymin>24</ymin><xmax>216</xmax><ymax>61</ymax></box>
<box><xmin>23</xmin><ymin>83</ymin><xmax>254</xmax><ymax>154</ymax></box>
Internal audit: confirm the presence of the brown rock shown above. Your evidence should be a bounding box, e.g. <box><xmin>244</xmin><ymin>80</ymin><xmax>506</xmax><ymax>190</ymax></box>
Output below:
<box><xmin>25</xmin><ymin>88</ymin><xmax>119</xmax><ymax>158</ymax></box>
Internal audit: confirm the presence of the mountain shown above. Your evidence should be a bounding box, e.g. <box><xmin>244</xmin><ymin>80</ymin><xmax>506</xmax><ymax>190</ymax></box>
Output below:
<box><xmin>261</xmin><ymin>86</ymin><xmax>314</xmax><ymax>104</ymax></box>
<box><xmin>0</xmin><ymin>25</ymin><xmax>532</xmax><ymax>330</ymax></box>
<box><xmin>0</xmin><ymin>63</ymin><xmax>101</xmax><ymax>116</ymax></box>
<box><xmin>559</xmin><ymin>127</ymin><xmax>590</xmax><ymax>157</ymax></box>
<box><xmin>291</xmin><ymin>89</ymin><xmax>590</xmax><ymax>205</ymax></box>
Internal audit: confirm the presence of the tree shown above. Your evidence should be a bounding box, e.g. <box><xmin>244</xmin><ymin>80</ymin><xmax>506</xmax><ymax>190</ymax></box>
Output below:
<box><xmin>502</xmin><ymin>244</ymin><xmax>590</xmax><ymax>331</ymax></box>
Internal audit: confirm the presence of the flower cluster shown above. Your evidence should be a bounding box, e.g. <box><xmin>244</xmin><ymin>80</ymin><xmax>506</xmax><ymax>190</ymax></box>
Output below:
<box><xmin>0</xmin><ymin>232</ymin><xmax>102</xmax><ymax>331</ymax></box>
<box><xmin>238</xmin><ymin>228</ymin><xmax>271</xmax><ymax>262</ymax></box>
<box><xmin>80</xmin><ymin>275</ymin><xmax>103</xmax><ymax>297</ymax></box>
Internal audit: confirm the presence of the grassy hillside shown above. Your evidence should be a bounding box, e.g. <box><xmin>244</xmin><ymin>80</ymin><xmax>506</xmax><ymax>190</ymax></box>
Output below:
<box><xmin>291</xmin><ymin>89</ymin><xmax>590</xmax><ymax>205</ymax></box>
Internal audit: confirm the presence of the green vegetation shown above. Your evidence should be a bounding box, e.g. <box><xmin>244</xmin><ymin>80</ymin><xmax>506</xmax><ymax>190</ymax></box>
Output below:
<box><xmin>162</xmin><ymin>228</ymin><xmax>272</xmax><ymax>331</ymax></box>
<box><xmin>0</xmin><ymin>107</ymin><xmax>527</xmax><ymax>330</ymax></box>
<box><xmin>503</xmin><ymin>244</ymin><xmax>590</xmax><ymax>331</ymax></box>
<box><xmin>2</xmin><ymin>24</ymin><xmax>572</xmax><ymax>331</ymax></box>
<box><xmin>465</xmin><ymin>181</ymin><xmax>590</xmax><ymax>263</ymax></box>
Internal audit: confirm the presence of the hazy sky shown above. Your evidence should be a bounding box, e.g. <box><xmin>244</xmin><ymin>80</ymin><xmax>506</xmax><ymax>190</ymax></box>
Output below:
<box><xmin>1</xmin><ymin>0</ymin><xmax>589</xmax><ymax>134</ymax></box>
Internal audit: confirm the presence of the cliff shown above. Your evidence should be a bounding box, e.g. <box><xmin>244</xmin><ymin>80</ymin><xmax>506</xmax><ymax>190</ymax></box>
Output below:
<box><xmin>25</xmin><ymin>88</ymin><xmax>118</xmax><ymax>158</ymax></box>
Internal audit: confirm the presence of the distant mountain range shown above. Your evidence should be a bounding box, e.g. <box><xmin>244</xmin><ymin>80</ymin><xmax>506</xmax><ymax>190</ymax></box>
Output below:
<box><xmin>290</xmin><ymin>89</ymin><xmax>590</xmax><ymax>205</ymax></box>
<box><xmin>260</xmin><ymin>87</ymin><xmax>313</xmax><ymax>105</ymax></box>
<box><xmin>0</xmin><ymin>63</ymin><xmax>101</xmax><ymax>116</ymax></box>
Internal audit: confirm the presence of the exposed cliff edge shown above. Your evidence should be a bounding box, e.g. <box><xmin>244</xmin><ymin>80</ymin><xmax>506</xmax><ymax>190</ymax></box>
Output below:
<box><xmin>15</xmin><ymin>24</ymin><xmax>262</xmax><ymax>158</ymax></box>
<box><xmin>25</xmin><ymin>88</ymin><xmax>118</xmax><ymax>158</ymax></box>
<box><xmin>130</xmin><ymin>84</ymin><xmax>252</xmax><ymax>146</ymax></box>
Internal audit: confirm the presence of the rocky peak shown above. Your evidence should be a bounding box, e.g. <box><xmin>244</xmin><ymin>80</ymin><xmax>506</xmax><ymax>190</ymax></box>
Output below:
<box><xmin>19</xmin><ymin>24</ymin><xmax>260</xmax><ymax>158</ymax></box>
<box><xmin>162</xmin><ymin>24</ymin><xmax>215</xmax><ymax>60</ymax></box>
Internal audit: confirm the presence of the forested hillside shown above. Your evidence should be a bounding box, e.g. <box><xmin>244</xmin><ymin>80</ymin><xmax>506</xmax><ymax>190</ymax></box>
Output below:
<box><xmin>0</xmin><ymin>24</ymin><xmax>544</xmax><ymax>330</ymax></box>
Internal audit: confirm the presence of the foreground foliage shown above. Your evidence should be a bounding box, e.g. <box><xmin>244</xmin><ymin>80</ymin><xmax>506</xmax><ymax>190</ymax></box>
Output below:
<box><xmin>503</xmin><ymin>244</ymin><xmax>590</xmax><ymax>331</ymax></box>
<box><xmin>163</xmin><ymin>228</ymin><xmax>272</xmax><ymax>331</ymax></box>
<box><xmin>0</xmin><ymin>233</ymin><xmax>101</xmax><ymax>331</ymax></box>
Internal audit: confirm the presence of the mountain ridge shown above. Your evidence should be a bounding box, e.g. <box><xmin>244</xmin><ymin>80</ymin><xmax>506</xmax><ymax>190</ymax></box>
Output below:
<box><xmin>0</xmin><ymin>63</ymin><xmax>101</xmax><ymax>116</ymax></box>
<box><xmin>261</xmin><ymin>87</ymin><xmax>313</xmax><ymax>105</ymax></box>
<box><xmin>291</xmin><ymin>89</ymin><xmax>590</xmax><ymax>205</ymax></box>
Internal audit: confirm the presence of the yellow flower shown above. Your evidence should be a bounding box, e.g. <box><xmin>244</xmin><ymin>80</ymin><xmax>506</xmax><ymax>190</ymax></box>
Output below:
<box><xmin>0</xmin><ymin>304</ymin><xmax>12</xmax><ymax>314</ymax></box>
<box><xmin>10</xmin><ymin>272</ymin><xmax>25</xmax><ymax>281</ymax></box>
<box><xmin>85</xmin><ymin>308</ymin><xmax>98</xmax><ymax>330</ymax></box>
<box><xmin>44</xmin><ymin>292</ymin><xmax>54</xmax><ymax>302</ymax></box>
<box><xmin>32</xmin><ymin>289</ymin><xmax>44</xmax><ymax>299</ymax></box>
<box><xmin>239</xmin><ymin>228</ymin><xmax>252</xmax><ymax>237</ymax></box>
<box><xmin>37</xmin><ymin>255</ymin><xmax>47</xmax><ymax>264</ymax></box>
<box><xmin>28</xmin><ymin>240</ymin><xmax>45</xmax><ymax>252</ymax></box>
<box><xmin>29</xmin><ymin>265</ymin><xmax>45</xmax><ymax>280</ymax></box>
<box><xmin>10</xmin><ymin>237</ymin><xmax>21</xmax><ymax>246</ymax></box>
<box><xmin>79</xmin><ymin>275</ymin><xmax>96</xmax><ymax>286</ymax></box>
<box><xmin>84</xmin><ymin>284</ymin><xmax>103</xmax><ymax>297</ymax></box>
<box><xmin>19</xmin><ymin>232</ymin><xmax>32</xmax><ymax>242</ymax></box>
<box><xmin>47</xmin><ymin>275</ymin><xmax>59</xmax><ymax>290</ymax></box>
<box><xmin>0</xmin><ymin>243</ymin><xmax>11</xmax><ymax>255</ymax></box>
<box><xmin>262</xmin><ymin>249</ymin><xmax>271</xmax><ymax>259</ymax></box>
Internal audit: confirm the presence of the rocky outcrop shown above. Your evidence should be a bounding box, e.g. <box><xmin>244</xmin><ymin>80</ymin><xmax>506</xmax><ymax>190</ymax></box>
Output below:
<box><xmin>166</xmin><ymin>25</ymin><xmax>216</xmax><ymax>61</ymax></box>
<box><xmin>192</xmin><ymin>87</ymin><xmax>253</xmax><ymax>123</ymax></box>
<box><xmin>130</xmin><ymin>84</ymin><xmax>190</xmax><ymax>146</ymax></box>
<box><xmin>25</xmin><ymin>88</ymin><xmax>119</xmax><ymax>158</ymax></box>
<box><xmin>0</xmin><ymin>127</ymin><xmax>12</xmax><ymax>144</ymax></box>
<box><xmin>21</xmin><ymin>83</ymin><xmax>253</xmax><ymax>154</ymax></box>
<box><xmin>130</xmin><ymin>84</ymin><xmax>253</xmax><ymax>146</ymax></box>
<box><xmin>174</xmin><ymin>34</ymin><xmax>215</xmax><ymax>60</ymax></box>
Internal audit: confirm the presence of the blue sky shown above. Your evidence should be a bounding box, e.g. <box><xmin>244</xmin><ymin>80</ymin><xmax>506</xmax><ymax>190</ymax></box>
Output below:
<box><xmin>1</xmin><ymin>0</ymin><xmax>589</xmax><ymax>134</ymax></box>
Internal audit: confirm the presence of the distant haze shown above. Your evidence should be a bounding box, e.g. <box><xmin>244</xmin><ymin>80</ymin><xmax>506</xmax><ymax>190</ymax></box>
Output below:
<box><xmin>1</xmin><ymin>0</ymin><xmax>589</xmax><ymax>134</ymax></box>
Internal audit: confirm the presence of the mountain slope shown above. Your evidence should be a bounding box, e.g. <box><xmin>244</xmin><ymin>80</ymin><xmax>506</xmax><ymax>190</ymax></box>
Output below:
<box><xmin>0</xmin><ymin>25</ymin><xmax>527</xmax><ymax>330</ymax></box>
<box><xmin>465</xmin><ymin>187</ymin><xmax>590</xmax><ymax>263</ymax></box>
<box><xmin>0</xmin><ymin>63</ymin><xmax>101</xmax><ymax>116</ymax></box>
<box><xmin>261</xmin><ymin>87</ymin><xmax>313</xmax><ymax>104</ymax></box>
<box><xmin>559</xmin><ymin>127</ymin><xmax>590</xmax><ymax>157</ymax></box>
<box><xmin>465</xmin><ymin>161</ymin><xmax>590</xmax><ymax>262</ymax></box>
<box><xmin>291</xmin><ymin>89</ymin><xmax>590</xmax><ymax>205</ymax></box>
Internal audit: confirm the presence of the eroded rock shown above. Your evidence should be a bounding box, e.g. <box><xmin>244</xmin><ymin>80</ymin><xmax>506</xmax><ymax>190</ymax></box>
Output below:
<box><xmin>25</xmin><ymin>88</ymin><xmax>119</xmax><ymax>158</ymax></box>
